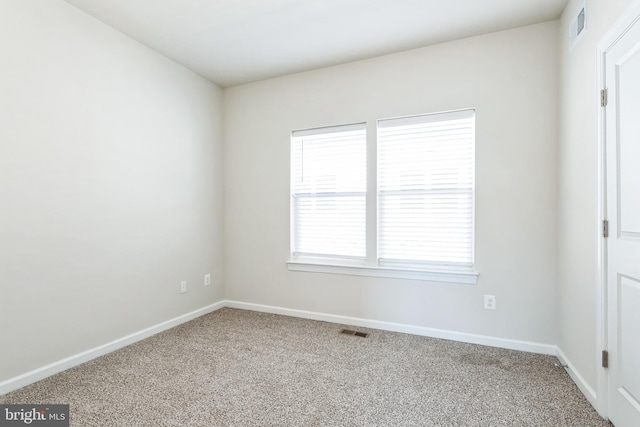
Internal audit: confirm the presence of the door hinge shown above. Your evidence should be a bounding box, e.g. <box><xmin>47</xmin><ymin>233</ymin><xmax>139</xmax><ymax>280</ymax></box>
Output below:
<box><xmin>602</xmin><ymin>350</ymin><xmax>609</xmax><ymax>368</ymax></box>
<box><xmin>601</xmin><ymin>88</ymin><xmax>608</xmax><ymax>107</ymax></box>
<box><xmin>603</xmin><ymin>219</ymin><xmax>609</xmax><ymax>238</ymax></box>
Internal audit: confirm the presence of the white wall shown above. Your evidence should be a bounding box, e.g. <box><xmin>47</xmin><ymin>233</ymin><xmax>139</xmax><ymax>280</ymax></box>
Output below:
<box><xmin>224</xmin><ymin>22</ymin><xmax>559</xmax><ymax>345</ymax></box>
<box><xmin>557</xmin><ymin>0</ymin><xmax>635</xmax><ymax>395</ymax></box>
<box><xmin>0</xmin><ymin>0</ymin><xmax>224</xmax><ymax>383</ymax></box>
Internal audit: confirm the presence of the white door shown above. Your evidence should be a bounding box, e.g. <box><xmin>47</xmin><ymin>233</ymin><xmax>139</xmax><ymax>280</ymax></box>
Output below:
<box><xmin>605</xmin><ymin>8</ymin><xmax>640</xmax><ymax>427</ymax></box>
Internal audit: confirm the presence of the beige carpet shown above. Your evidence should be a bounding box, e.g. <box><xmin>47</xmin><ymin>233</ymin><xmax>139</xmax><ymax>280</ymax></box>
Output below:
<box><xmin>1</xmin><ymin>308</ymin><xmax>610</xmax><ymax>426</ymax></box>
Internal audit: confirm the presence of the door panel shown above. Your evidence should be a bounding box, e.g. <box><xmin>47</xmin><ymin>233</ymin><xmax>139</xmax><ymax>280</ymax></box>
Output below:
<box><xmin>619</xmin><ymin>276</ymin><xmax>640</xmax><ymax>405</ymax></box>
<box><xmin>618</xmin><ymin>44</ymin><xmax>640</xmax><ymax>237</ymax></box>
<box><xmin>606</xmin><ymin>10</ymin><xmax>640</xmax><ymax>427</ymax></box>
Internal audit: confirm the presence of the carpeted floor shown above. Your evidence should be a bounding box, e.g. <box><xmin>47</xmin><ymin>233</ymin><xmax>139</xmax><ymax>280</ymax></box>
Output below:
<box><xmin>1</xmin><ymin>308</ymin><xmax>610</xmax><ymax>426</ymax></box>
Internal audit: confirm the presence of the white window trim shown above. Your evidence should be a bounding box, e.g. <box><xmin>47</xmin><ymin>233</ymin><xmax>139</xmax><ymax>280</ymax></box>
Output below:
<box><xmin>286</xmin><ymin>259</ymin><xmax>478</xmax><ymax>284</ymax></box>
<box><xmin>288</xmin><ymin>109</ymin><xmax>478</xmax><ymax>285</ymax></box>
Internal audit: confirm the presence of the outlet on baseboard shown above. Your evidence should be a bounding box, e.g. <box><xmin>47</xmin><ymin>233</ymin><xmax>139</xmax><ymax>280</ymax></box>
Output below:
<box><xmin>484</xmin><ymin>295</ymin><xmax>496</xmax><ymax>310</ymax></box>
<box><xmin>180</xmin><ymin>281</ymin><xmax>187</xmax><ymax>294</ymax></box>
<box><xmin>204</xmin><ymin>274</ymin><xmax>211</xmax><ymax>286</ymax></box>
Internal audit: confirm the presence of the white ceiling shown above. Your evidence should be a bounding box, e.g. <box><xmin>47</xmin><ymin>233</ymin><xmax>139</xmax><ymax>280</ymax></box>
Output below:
<box><xmin>64</xmin><ymin>0</ymin><xmax>569</xmax><ymax>87</ymax></box>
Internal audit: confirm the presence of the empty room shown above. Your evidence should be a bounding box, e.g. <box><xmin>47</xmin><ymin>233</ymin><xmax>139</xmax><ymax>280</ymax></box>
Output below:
<box><xmin>1</xmin><ymin>0</ymin><xmax>639</xmax><ymax>425</ymax></box>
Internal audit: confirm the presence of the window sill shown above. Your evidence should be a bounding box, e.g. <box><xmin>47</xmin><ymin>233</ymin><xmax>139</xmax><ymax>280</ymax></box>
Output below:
<box><xmin>286</xmin><ymin>260</ymin><xmax>478</xmax><ymax>285</ymax></box>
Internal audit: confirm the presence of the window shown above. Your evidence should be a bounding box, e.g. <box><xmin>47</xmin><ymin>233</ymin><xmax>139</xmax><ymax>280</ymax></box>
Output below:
<box><xmin>289</xmin><ymin>109</ymin><xmax>477</xmax><ymax>284</ymax></box>
<box><xmin>290</xmin><ymin>123</ymin><xmax>367</xmax><ymax>261</ymax></box>
<box><xmin>378</xmin><ymin>110</ymin><xmax>475</xmax><ymax>268</ymax></box>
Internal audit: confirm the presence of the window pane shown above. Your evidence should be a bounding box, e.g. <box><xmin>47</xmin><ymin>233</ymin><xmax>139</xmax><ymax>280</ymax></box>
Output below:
<box><xmin>293</xmin><ymin>194</ymin><xmax>366</xmax><ymax>257</ymax></box>
<box><xmin>291</xmin><ymin>124</ymin><xmax>366</xmax><ymax>259</ymax></box>
<box><xmin>378</xmin><ymin>110</ymin><xmax>474</xmax><ymax>267</ymax></box>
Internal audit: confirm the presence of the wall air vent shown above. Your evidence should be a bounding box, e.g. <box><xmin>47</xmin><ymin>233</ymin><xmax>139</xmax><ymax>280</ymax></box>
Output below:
<box><xmin>570</xmin><ymin>3</ymin><xmax>586</xmax><ymax>51</ymax></box>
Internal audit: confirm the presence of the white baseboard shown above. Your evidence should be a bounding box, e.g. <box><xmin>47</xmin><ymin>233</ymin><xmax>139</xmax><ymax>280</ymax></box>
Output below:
<box><xmin>0</xmin><ymin>301</ymin><xmax>226</xmax><ymax>396</ymax></box>
<box><xmin>1</xmin><ymin>299</ymin><xmax>579</xmax><ymax>400</ymax></box>
<box><xmin>224</xmin><ymin>300</ymin><xmax>557</xmax><ymax>355</ymax></box>
<box><xmin>555</xmin><ymin>347</ymin><xmax>598</xmax><ymax>410</ymax></box>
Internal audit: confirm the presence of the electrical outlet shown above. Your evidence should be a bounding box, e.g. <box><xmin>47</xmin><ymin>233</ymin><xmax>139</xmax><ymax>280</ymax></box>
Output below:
<box><xmin>484</xmin><ymin>295</ymin><xmax>496</xmax><ymax>310</ymax></box>
<box><xmin>204</xmin><ymin>274</ymin><xmax>211</xmax><ymax>286</ymax></box>
<box><xmin>180</xmin><ymin>281</ymin><xmax>187</xmax><ymax>294</ymax></box>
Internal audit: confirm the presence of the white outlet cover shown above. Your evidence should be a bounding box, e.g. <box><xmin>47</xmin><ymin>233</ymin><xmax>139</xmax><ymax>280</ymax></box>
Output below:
<box><xmin>180</xmin><ymin>281</ymin><xmax>187</xmax><ymax>293</ymax></box>
<box><xmin>204</xmin><ymin>274</ymin><xmax>211</xmax><ymax>286</ymax></box>
<box><xmin>484</xmin><ymin>295</ymin><xmax>496</xmax><ymax>310</ymax></box>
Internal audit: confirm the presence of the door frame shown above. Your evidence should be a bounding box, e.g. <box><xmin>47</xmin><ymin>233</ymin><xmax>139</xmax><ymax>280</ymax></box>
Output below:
<box><xmin>596</xmin><ymin>0</ymin><xmax>640</xmax><ymax>419</ymax></box>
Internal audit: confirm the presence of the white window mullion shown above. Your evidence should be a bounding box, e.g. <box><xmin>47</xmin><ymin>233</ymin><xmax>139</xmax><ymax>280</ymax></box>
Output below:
<box><xmin>366</xmin><ymin>120</ymin><xmax>378</xmax><ymax>266</ymax></box>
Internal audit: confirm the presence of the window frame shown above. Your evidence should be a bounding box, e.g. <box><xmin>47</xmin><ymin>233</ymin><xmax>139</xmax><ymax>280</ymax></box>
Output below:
<box><xmin>288</xmin><ymin>110</ymin><xmax>478</xmax><ymax>285</ymax></box>
<box><xmin>289</xmin><ymin>122</ymin><xmax>368</xmax><ymax>263</ymax></box>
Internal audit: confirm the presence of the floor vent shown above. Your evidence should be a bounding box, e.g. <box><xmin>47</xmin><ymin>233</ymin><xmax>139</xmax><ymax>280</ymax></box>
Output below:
<box><xmin>340</xmin><ymin>329</ymin><xmax>369</xmax><ymax>338</ymax></box>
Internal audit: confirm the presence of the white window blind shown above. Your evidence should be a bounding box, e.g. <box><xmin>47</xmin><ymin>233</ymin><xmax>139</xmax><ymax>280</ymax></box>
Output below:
<box><xmin>291</xmin><ymin>123</ymin><xmax>366</xmax><ymax>260</ymax></box>
<box><xmin>377</xmin><ymin>109</ymin><xmax>475</xmax><ymax>268</ymax></box>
